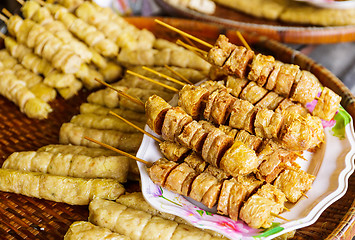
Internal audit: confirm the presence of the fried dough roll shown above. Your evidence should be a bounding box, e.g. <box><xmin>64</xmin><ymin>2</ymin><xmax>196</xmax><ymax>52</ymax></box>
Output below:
<box><xmin>44</xmin><ymin>0</ymin><xmax>83</xmax><ymax>11</ymax></box>
<box><xmin>0</xmin><ymin>168</ymin><xmax>124</xmax><ymax>205</ymax></box>
<box><xmin>38</xmin><ymin>144</ymin><xmax>139</xmax><ymax>179</ymax></box>
<box><xmin>89</xmin><ymin>198</ymin><xmax>224</xmax><ymax>240</ymax></box>
<box><xmin>0</xmin><ymin>70</ymin><xmax>52</xmax><ymax>119</ymax></box>
<box><xmin>239</xmin><ymin>184</ymin><xmax>286</xmax><ymax>229</ymax></box>
<box><xmin>117</xmin><ymin>192</ymin><xmax>225</xmax><ymax>238</ymax></box>
<box><xmin>3</xmin><ymin>151</ymin><xmax>130</xmax><ymax>182</ymax></box>
<box><xmin>22</xmin><ymin>1</ymin><xmax>123</xmax><ymax>81</ymax></box>
<box><xmin>64</xmin><ymin>221</ymin><xmax>130</xmax><ymax>240</ymax></box>
<box><xmin>83</xmin><ymin>2</ymin><xmax>156</xmax><ymax>50</ymax></box>
<box><xmin>59</xmin><ymin>123</ymin><xmax>143</xmax><ymax>153</ymax></box>
<box><xmin>46</xmin><ymin>4</ymin><xmax>119</xmax><ymax>58</ymax></box>
<box><xmin>0</xmin><ymin>50</ymin><xmax>56</xmax><ymax>102</ymax></box>
<box><xmin>38</xmin><ymin>144</ymin><xmax>119</xmax><ymax>157</ymax></box>
<box><xmin>70</xmin><ymin>113</ymin><xmax>145</xmax><ymax>133</ymax></box>
<box><xmin>79</xmin><ymin>103</ymin><xmax>146</xmax><ymax>122</ymax></box>
<box><xmin>207</xmin><ymin>35</ymin><xmax>341</xmax><ymax>120</ymax></box>
<box><xmin>4</xmin><ymin>36</ymin><xmax>82</xmax><ymax>98</ymax></box>
<box><xmin>87</xmin><ymin>85</ymin><xmax>173</xmax><ymax>113</ymax></box>
<box><xmin>117</xmin><ymin>48</ymin><xmax>210</xmax><ymax>71</ymax></box>
<box><xmin>75</xmin><ymin>2</ymin><xmax>155</xmax><ymax>51</ymax></box>
<box><xmin>7</xmin><ymin>15</ymin><xmax>82</xmax><ymax>74</ymax></box>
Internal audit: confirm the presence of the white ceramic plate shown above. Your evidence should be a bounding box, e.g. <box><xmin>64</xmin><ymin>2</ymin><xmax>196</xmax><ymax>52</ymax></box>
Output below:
<box><xmin>136</xmin><ymin>105</ymin><xmax>355</xmax><ymax>239</ymax></box>
<box><xmin>293</xmin><ymin>0</ymin><xmax>355</xmax><ymax>9</ymax></box>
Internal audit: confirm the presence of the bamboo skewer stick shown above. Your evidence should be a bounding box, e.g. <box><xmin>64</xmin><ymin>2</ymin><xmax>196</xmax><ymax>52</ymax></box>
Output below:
<box><xmin>236</xmin><ymin>31</ymin><xmax>251</xmax><ymax>51</ymax></box>
<box><xmin>301</xmin><ymin>192</ymin><xmax>309</xmax><ymax>199</ymax></box>
<box><xmin>84</xmin><ymin>136</ymin><xmax>151</xmax><ymax>166</ymax></box>
<box><xmin>142</xmin><ymin>66</ymin><xmax>186</xmax><ymax>87</ymax></box>
<box><xmin>164</xmin><ymin>64</ymin><xmax>193</xmax><ymax>85</ymax></box>
<box><xmin>126</xmin><ymin>70</ymin><xmax>179</xmax><ymax>92</ymax></box>
<box><xmin>109</xmin><ymin>111</ymin><xmax>163</xmax><ymax>144</ymax></box>
<box><xmin>155</xmin><ymin>19</ymin><xmax>213</xmax><ymax>49</ymax></box>
<box><xmin>94</xmin><ymin>78</ymin><xmax>145</xmax><ymax>107</ymax></box>
<box><xmin>295</xmin><ymin>152</ymin><xmax>308</xmax><ymax>161</ymax></box>
<box><xmin>1</xmin><ymin>8</ymin><xmax>12</xmax><ymax>18</ymax></box>
<box><xmin>16</xmin><ymin>0</ymin><xmax>25</xmax><ymax>5</ymax></box>
<box><xmin>271</xmin><ymin>212</ymin><xmax>290</xmax><ymax>222</ymax></box>
<box><xmin>176</xmin><ymin>39</ymin><xmax>208</xmax><ymax>55</ymax></box>
<box><xmin>0</xmin><ymin>13</ymin><xmax>8</xmax><ymax>23</ymax></box>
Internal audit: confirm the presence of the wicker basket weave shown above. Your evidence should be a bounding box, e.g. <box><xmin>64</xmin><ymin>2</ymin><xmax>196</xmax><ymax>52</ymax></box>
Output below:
<box><xmin>0</xmin><ymin>17</ymin><xmax>354</xmax><ymax>239</ymax></box>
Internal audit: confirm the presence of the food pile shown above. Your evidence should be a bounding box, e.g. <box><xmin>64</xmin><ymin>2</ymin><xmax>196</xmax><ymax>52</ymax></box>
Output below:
<box><xmin>145</xmin><ymin>34</ymin><xmax>342</xmax><ymax>229</ymax></box>
<box><xmin>0</xmin><ymin>0</ymin><xmax>343</xmax><ymax>239</ymax></box>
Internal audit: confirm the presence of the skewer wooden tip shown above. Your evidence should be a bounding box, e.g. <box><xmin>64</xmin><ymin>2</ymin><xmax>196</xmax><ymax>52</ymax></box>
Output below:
<box><xmin>142</xmin><ymin>66</ymin><xmax>186</xmax><ymax>87</ymax></box>
<box><xmin>126</xmin><ymin>70</ymin><xmax>179</xmax><ymax>93</ymax></box>
<box><xmin>236</xmin><ymin>30</ymin><xmax>252</xmax><ymax>51</ymax></box>
<box><xmin>109</xmin><ymin>111</ymin><xmax>163</xmax><ymax>144</ymax></box>
<box><xmin>94</xmin><ymin>78</ymin><xmax>145</xmax><ymax>107</ymax></box>
<box><xmin>164</xmin><ymin>64</ymin><xmax>193</xmax><ymax>85</ymax></box>
<box><xmin>154</xmin><ymin>19</ymin><xmax>213</xmax><ymax>49</ymax></box>
<box><xmin>295</xmin><ymin>152</ymin><xmax>308</xmax><ymax>161</ymax></box>
<box><xmin>176</xmin><ymin>39</ymin><xmax>208</xmax><ymax>55</ymax></box>
<box><xmin>0</xmin><ymin>13</ymin><xmax>9</xmax><ymax>23</ymax></box>
<box><xmin>1</xmin><ymin>8</ymin><xmax>13</xmax><ymax>18</ymax></box>
<box><xmin>315</xmin><ymin>96</ymin><xmax>322</xmax><ymax>101</ymax></box>
<box><xmin>283</xmin><ymin>206</ymin><xmax>291</xmax><ymax>212</ymax></box>
<box><xmin>271</xmin><ymin>213</ymin><xmax>289</xmax><ymax>222</ymax></box>
<box><xmin>301</xmin><ymin>192</ymin><xmax>309</xmax><ymax>199</ymax></box>
<box><xmin>84</xmin><ymin>136</ymin><xmax>151</xmax><ymax>166</ymax></box>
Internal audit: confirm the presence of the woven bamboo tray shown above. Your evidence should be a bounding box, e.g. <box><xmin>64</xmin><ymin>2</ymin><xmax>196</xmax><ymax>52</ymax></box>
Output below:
<box><xmin>0</xmin><ymin>17</ymin><xmax>354</xmax><ymax>239</ymax></box>
<box><xmin>154</xmin><ymin>0</ymin><xmax>355</xmax><ymax>44</ymax></box>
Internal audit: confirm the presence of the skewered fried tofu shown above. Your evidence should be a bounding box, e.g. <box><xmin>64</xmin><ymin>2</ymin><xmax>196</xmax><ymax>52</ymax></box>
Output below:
<box><xmin>165</xmin><ymin>163</ymin><xmax>196</xmax><ymax>195</ymax></box>
<box><xmin>220</xmin><ymin>141</ymin><xmax>259</xmax><ymax>176</ymax></box>
<box><xmin>178</xmin><ymin>85</ymin><xmax>209</xmax><ymax>119</ymax></box>
<box><xmin>207</xmin><ymin>35</ymin><xmax>236</xmax><ymax>67</ymax></box>
<box><xmin>274</xmin><ymin>167</ymin><xmax>315</xmax><ymax>203</ymax></box>
<box><xmin>239</xmin><ymin>184</ymin><xmax>286</xmax><ymax>229</ymax></box>
<box><xmin>313</xmin><ymin>87</ymin><xmax>342</xmax><ymax>121</ymax></box>
<box><xmin>3</xmin><ymin>151</ymin><xmax>130</xmax><ymax>182</ymax></box>
<box><xmin>239</xmin><ymin>81</ymin><xmax>268</xmax><ymax>105</ymax></box>
<box><xmin>159</xmin><ymin>141</ymin><xmax>191</xmax><ymax>162</ymax></box>
<box><xmin>255</xmin><ymin>92</ymin><xmax>284</xmax><ymax>110</ymax></box>
<box><xmin>64</xmin><ymin>221</ymin><xmax>130</xmax><ymax>240</ymax></box>
<box><xmin>205</xmin><ymin>88</ymin><xmax>236</xmax><ymax>125</ymax></box>
<box><xmin>290</xmin><ymin>70</ymin><xmax>320</xmax><ymax>105</ymax></box>
<box><xmin>248</xmin><ymin>53</ymin><xmax>275</xmax><ymax>86</ymax></box>
<box><xmin>0</xmin><ymin>168</ymin><xmax>124</xmax><ymax>205</ymax></box>
<box><xmin>177</xmin><ymin>120</ymin><xmax>208</xmax><ymax>152</ymax></box>
<box><xmin>147</xmin><ymin>158</ymin><xmax>178</xmax><ymax>187</ymax></box>
<box><xmin>59</xmin><ymin>123</ymin><xmax>143</xmax><ymax>152</ymax></box>
<box><xmin>279</xmin><ymin>112</ymin><xmax>324</xmax><ymax>151</ymax></box>
<box><xmin>161</xmin><ymin>107</ymin><xmax>193</xmax><ymax>142</ymax></box>
<box><xmin>145</xmin><ymin>95</ymin><xmax>172</xmax><ymax>135</ymax></box>
<box><xmin>184</xmin><ymin>152</ymin><xmax>208</xmax><ymax>174</ymax></box>
<box><xmin>225</xmin><ymin>75</ymin><xmax>248</xmax><ymax>98</ymax></box>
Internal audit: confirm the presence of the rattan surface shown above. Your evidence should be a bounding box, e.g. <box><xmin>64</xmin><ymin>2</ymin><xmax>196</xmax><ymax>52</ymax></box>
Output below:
<box><xmin>0</xmin><ymin>17</ymin><xmax>354</xmax><ymax>239</ymax></box>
